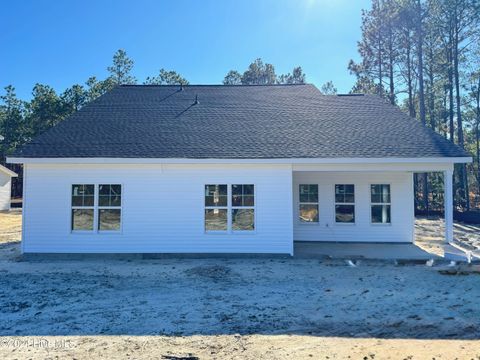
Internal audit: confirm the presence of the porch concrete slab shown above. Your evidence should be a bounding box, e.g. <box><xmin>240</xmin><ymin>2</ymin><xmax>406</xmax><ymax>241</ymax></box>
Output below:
<box><xmin>293</xmin><ymin>241</ymin><xmax>467</xmax><ymax>261</ymax></box>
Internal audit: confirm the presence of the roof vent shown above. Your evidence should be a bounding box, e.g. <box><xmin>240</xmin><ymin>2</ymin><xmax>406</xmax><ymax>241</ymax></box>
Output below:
<box><xmin>337</xmin><ymin>93</ymin><xmax>364</xmax><ymax>97</ymax></box>
<box><xmin>194</xmin><ymin>94</ymin><xmax>199</xmax><ymax>105</ymax></box>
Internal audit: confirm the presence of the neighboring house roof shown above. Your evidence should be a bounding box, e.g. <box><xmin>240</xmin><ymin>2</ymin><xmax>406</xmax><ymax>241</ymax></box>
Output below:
<box><xmin>12</xmin><ymin>84</ymin><xmax>469</xmax><ymax>159</ymax></box>
<box><xmin>0</xmin><ymin>164</ymin><xmax>17</xmax><ymax>177</ymax></box>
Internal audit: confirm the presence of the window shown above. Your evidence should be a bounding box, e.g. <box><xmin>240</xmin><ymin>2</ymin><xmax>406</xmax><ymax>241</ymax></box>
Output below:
<box><xmin>371</xmin><ymin>184</ymin><xmax>391</xmax><ymax>224</ymax></box>
<box><xmin>335</xmin><ymin>184</ymin><xmax>355</xmax><ymax>223</ymax></box>
<box><xmin>299</xmin><ymin>184</ymin><xmax>319</xmax><ymax>223</ymax></box>
<box><xmin>205</xmin><ymin>185</ymin><xmax>228</xmax><ymax>231</ymax></box>
<box><xmin>232</xmin><ymin>184</ymin><xmax>255</xmax><ymax>231</ymax></box>
<box><xmin>204</xmin><ymin>184</ymin><xmax>255</xmax><ymax>232</ymax></box>
<box><xmin>71</xmin><ymin>184</ymin><xmax>94</xmax><ymax>231</ymax></box>
<box><xmin>98</xmin><ymin>184</ymin><xmax>122</xmax><ymax>231</ymax></box>
<box><xmin>71</xmin><ymin>184</ymin><xmax>122</xmax><ymax>232</ymax></box>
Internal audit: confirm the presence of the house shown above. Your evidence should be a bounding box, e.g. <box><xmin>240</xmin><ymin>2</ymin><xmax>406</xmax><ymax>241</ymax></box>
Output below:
<box><xmin>0</xmin><ymin>164</ymin><xmax>17</xmax><ymax>211</ymax></box>
<box><xmin>7</xmin><ymin>84</ymin><xmax>471</xmax><ymax>254</ymax></box>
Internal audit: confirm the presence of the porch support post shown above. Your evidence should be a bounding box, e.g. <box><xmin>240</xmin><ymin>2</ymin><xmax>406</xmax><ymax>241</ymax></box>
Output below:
<box><xmin>444</xmin><ymin>169</ymin><xmax>454</xmax><ymax>244</ymax></box>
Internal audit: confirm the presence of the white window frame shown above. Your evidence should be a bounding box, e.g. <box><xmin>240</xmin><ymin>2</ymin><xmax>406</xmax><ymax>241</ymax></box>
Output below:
<box><xmin>370</xmin><ymin>183</ymin><xmax>392</xmax><ymax>225</ymax></box>
<box><xmin>231</xmin><ymin>184</ymin><xmax>255</xmax><ymax>233</ymax></box>
<box><xmin>71</xmin><ymin>184</ymin><xmax>95</xmax><ymax>233</ymax></box>
<box><xmin>204</xmin><ymin>184</ymin><xmax>229</xmax><ymax>233</ymax></box>
<box><xmin>70</xmin><ymin>183</ymin><xmax>123</xmax><ymax>234</ymax></box>
<box><xmin>204</xmin><ymin>184</ymin><xmax>256</xmax><ymax>234</ymax></box>
<box><xmin>334</xmin><ymin>184</ymin><xmax>356</xmax><ymax>225</ymax></box>
<box><xmin>298</xmin><ymin>184</ymin><xmax>319</xmax><ymax>224</ymax></box>
<box><xmin>98</xmin><ymin>184</ymin><xmax>123</xmax><ymax>233</ymax></box>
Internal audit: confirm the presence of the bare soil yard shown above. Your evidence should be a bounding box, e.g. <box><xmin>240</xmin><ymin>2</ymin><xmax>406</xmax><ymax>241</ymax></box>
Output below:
<box><xmin>0</xmin><ymin>211</ymin><xmax>21</xmax><ymax>243</ymax></box>
<box><xmin>415</xmin><ymin>217</ymin><xmax>480</xmax><ymax>258</ymax></box>
<box><xmin>0</xmin><ymin>212</ymin><xmax>479</xmax><ymax>359</ymax></box>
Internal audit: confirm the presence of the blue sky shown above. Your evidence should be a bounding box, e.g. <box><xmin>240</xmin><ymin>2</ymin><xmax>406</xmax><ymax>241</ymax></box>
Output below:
<box><xmin>1</xmin><ymin>0</ymin><xmax>370</xmax><ymax>100</ymax></box>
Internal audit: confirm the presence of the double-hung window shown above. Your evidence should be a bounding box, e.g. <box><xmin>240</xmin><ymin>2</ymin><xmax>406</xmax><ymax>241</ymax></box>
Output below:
<box><xmin>299</xmin><ymin>184</ymin><xmax>319</xmax><ymax>223</ymax></box>
<box><xmin>371</xmin><ymin>184</ymin><xmax>391</xmax><ymax>224</ymax></box>
<box><xmin>232</xmin><ymin>184</ymin><xmax>255</xmax><ymax>231</ymax></box>
<box><xmin>71</xmin><ymin>184</ymin><xmax>122</xmax><ymax>232</ymax></box>
<box><xmin>335</xmin><ymin>184</ymin><xmax>355</xmax><ymax>223</ymax></box>
<box><xmin>98</xmin><ymin>184</ymin><xmax>122</xmax><ymax>231</ymax></box>
<box><xmin>205</xmin><ymin>185</ymin><xmax>228</xmax><ymax>231</ymax></box>
<box><xmin>71</xmin><ymin>185</ymin><xmax>95</xmax><ymax>231</ymax></box>
<box><xmin>204</xmin><ymin>184</ymin><xmax>255</xmax><ymax>232</ymax></box>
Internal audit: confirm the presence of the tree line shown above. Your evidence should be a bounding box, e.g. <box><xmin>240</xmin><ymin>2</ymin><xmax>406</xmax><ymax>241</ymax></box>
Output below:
<box><xmin>3</xmin><ymin>0</ymin><xmax>479</xmax><ymax>212</ymax></box>
<box><xmin>0</xmin><ymin>49</ymin><xmax>189</xmax><ymax>167</ymax></box>
<box><xmin>0</xmin><ymin>50</ymin><xmax>335</xmax><ymax>172</ymax></box>
<box><xmin>348</xmin><ymin>0</ymin><xmax>480</xmax><ymax>211</ymax></box>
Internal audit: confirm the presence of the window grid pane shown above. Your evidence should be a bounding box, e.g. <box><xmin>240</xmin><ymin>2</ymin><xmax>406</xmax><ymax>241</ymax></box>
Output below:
<box><xmin>371</xmin><ymin>205</ymin><xmax>391</xmax><ymax>224</ymax></box>
<box><xmin>99</xmin><ymin>209</ymin><xmax>121</xmax><ymax>231</ymax></box>
<box><xmin>335</xmin><ymin>184</ymin><xmax>355</xmax><ymax>204</ymax></box>
<box><xmin>205</xmin><ymin>185</ymin><xmax>228</xmax><ymax>207</ymax></box>
<box><xmin>99</xmin><ymin>184</ymin><xmax>122</xmax><ymax>208</ymax></box>
<box><xmin>72</xmin><ymin>184</ymin><xmax>95</xmax><ymax>208</ymax></box>
<box><xmin>371</xmin><ymin>184</ymin><xmax>391</xmax><ymax>204</ymax></box>
<box><xmin>205</xmin><ymin>209</ymin><xmax>228</xmax><ymax>231</ymax></box>
<box><xmin>299</xmin><ymin>204</ymin><xmax>319</xmax><ymax>223</ymax></box>
<box><xmin>335</xmin><ymin>205</ymin><xmax>355</xmax><ymax>223</ymax></box>
<box><xmin>232</xmin><ymin>209</ymin><xmax>255</xmax><ymax>231</ymax></box>
<box><xmin>72</xmin><ymin>209</ymin><xmax>94</xmax><ymax>231</ymax></box>
<box><xmin>299</xmin><ymin>184</ymin><xmax>318</xmax><ymax>203</ymax></box>
<box><xmin>232</xmin><ymin>184</ymin><xmax>255</xmax><ymax>207</ymax></box>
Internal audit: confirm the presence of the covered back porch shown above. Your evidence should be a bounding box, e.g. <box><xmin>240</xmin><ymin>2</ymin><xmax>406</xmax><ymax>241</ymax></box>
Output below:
<box><xmin>291</xmin><ymin>159</ymin><xmax>461</xmax><ymax>260</ymax></box>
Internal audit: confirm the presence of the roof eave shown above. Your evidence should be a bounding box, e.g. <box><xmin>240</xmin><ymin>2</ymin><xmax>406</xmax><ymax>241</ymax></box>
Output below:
<box><xmin>0</xmin><ymin>164</ymin><xmax>18</xmax><ymax>177</ymax></box>
<box><xmin>7</xmin><ymin>156</ymin><xmax>473</xmax><ymax>165</ymax></box>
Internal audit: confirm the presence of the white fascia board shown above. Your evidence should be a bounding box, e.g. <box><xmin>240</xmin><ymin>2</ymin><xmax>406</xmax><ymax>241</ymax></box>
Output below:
<box><xmin>293</xmin><ymin>163</ymin><xmax>455</xmax><ymax>172</ymax></box>
<box><xmin>0</xmin><ymin>164</ymin><xmax>18</xmax><ymax>177</ymax></box>
<box><xmin>6</xmin><ymin>156</ymin><xmax>473</xmax><ymax>165</ymax></box>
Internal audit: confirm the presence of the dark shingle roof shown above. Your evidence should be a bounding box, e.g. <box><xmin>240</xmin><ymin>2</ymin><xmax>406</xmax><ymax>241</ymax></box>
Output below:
<box><xmin>14</xmin><ymin>84</ymin><xmax>469</xmax><ymax>159</ymax></box>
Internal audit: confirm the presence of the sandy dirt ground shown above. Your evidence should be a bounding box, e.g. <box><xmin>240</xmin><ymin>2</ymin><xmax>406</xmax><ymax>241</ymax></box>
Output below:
<box><xmin>415</xmin><ymin>217</ymin><xmax>480</xmax><ymax>258</ymax></box>
<box><xmin>0</xmin><ymin>211</ymin><xmax>21</xmax><ymax>243</ymax></box>
<box><xmin>0</xmin><ymin>212</ymin><xmax>479</xmax><ymax>359</ymax></box>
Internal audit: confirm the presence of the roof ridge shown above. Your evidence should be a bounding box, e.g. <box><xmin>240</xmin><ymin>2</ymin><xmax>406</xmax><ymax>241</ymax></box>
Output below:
<box><xmin>119</xmin><ymin>84</ymin><xmax>313</xmax><ymax>87</ymax></box>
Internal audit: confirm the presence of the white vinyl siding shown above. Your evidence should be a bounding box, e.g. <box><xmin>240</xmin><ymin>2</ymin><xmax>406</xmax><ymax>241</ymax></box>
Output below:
<box><xmin>293</xmin><ymin>172</ymin><xmax>414</xmax><ymax>243</ymax></box>
<box><xmin>22</xmin><ymin>164</ymin><xmax>293</xmax><ymax>254</ymax></box>
<box><xmin>0</xmin><ymin>172</ymin><xmax>12</xmax><ymax>211</ymax></box>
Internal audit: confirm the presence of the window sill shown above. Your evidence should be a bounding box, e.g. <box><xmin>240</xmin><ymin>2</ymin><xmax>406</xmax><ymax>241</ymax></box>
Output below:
<box><xmin>71</xmin><ymin>230</ymin><xmax>123</xmax><ymax>235</ymax></box>
<box><xmin>298</xmin><ymin>221</ymin><xmax>320</xmax><ymax>225</ymax></box>
<box><xmin>205</xmin><ymin>230</ymin><xmax>229</xmax><ymax>235</ymax></box>
<box><xmin>205</xmin><ymin>230</ymin><xmax>256</xmax><ymax>235</ymax></box>
<box><xmin>98</xmin><ymin>230</ymin><xmax>123</xmax><ymax>235</ymax></box>
<box><xmin>232</xmin><ymin>230</ymin><xmax>256</xmax><ymax>235</ymax></box>
<box><xmin>71</xmin><ymin>230</ymin><xmax>95</xmax><ymax>234</ymax></box>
